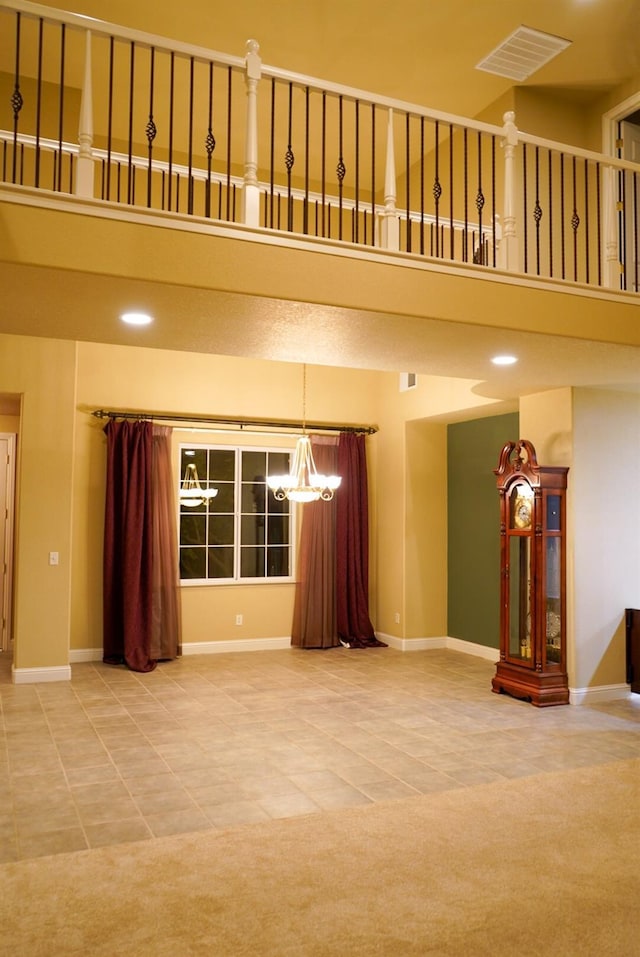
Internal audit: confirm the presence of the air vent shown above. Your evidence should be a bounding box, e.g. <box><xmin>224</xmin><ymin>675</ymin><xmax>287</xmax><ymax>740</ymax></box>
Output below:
<box><xmin>475</xmin><ymin>26</ymin><xmax>571</xmax><ymax>82</ymax></box>
<box><xmin>399</xmin><ymin>372</ymin><xmax>417</xmax><ymax>392</ymax></box>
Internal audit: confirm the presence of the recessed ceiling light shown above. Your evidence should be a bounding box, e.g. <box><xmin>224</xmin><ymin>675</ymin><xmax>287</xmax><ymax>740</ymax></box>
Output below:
<box><xmin>121</xmin><ymin>311</ymin><xmax>153</xmax><ymax>326</ymax></box>
<box><xmin>492</xmin><ymin>355</ymin><xmax>518</xmax><ymax>366</ymax></box>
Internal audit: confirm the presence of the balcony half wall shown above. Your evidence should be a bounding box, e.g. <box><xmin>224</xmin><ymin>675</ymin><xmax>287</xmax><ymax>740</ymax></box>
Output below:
<box><xmin>1</xmin><ymin>186</ymin><xmax>639</xmax><ymax>404</ymax></box>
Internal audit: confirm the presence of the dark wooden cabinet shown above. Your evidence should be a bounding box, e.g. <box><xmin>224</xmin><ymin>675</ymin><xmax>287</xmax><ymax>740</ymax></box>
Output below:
<box><xmin>626</xmin><ymin>609</ymin><xmax>640</xmax><ymax>694</ymax></box>
<box><xmin>492</xmin><ymin>439</ymin><xmax>569</xmax><ymax>707</ymax></box>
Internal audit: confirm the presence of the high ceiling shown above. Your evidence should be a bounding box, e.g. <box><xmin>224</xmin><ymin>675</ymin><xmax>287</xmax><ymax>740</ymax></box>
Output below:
<box><xmin>3</xmin><ymin>0</ymin><xmax>640</xmax><ymax>406</ymax></box>
<box><xmin>59</xmin><ymin>0</ymin><xmax>640</xmax><ymax>119</ymax></box>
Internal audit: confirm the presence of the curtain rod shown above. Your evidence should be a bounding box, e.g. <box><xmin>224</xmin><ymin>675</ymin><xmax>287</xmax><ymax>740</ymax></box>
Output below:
<box><xmin>91</xmin><ymin>409</ymin><xmax>378</xmax><ymax>435</ymax></box>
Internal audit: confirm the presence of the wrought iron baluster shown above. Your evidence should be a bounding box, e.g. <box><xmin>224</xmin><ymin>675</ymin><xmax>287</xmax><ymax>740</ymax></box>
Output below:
<box><xmin>491</xmin><ymin>134</ymin><xmax>496</xmax><ymax>266</ymax></box>
<box><xmin>633</xmin><ymin>170</ymin><xmax>639</xmax><ymax>291</ymax></box>
<box><xmin>584</xmin><ymin>159</ymin><xmax>590</xmax><ymax>285</ymax></box>
<box><xmin>321</xmin><ymin>92</ymin><xmax>326</xmax><ymax>237</ymax></box>
<box><xmin>127</xmin><ymin>40</ymin><xmax>135</xmax><ymax>205</ymax></box>
<box><xmin>475</xmin><ymin>130</ymin><xmax>485</xmax><ymax>263</ymax></box>
<box><xmin>420</xmin><ymin>116</ymin><xmax>425</xmax><ymax>256</ymax></box>
<box><xmin>56</xmin><ymin>22</ymin><xmax>66</xmax><ymax>192</ymax></box>
<box><xmin>596</xmin><ymin>162</ymin><xmax>602</xmax><ymax>287</ymax></box>
<box><xmin>285</xmin><ymin>81</ymin><xmax>294</xmax><ymax>232</ymax></box>
<box><xmin>433</xmin><ymin>120</ymin><xmax>441</xmax><ymax>258</ymax></box>
<box><xmin>168</xmin><ymin>52</ymin><xmax>174</xmax><ymax>211</ymax></box>
<box><xmin>225</xmin><ymin>65</ymin><xmax>232</xmax><ymax>221</ymax></box>
<box><xmin>269</xmin><ymin>79</ymin><xmax>275</xmax><ymax>229</ymax></box>
<box><xmin>337</xmin><ymin>95</ymin><xmax>345</xmax><ymax>241</ymax></box>
<box><xmin>548</xmin><ymin>150</ymin><xmax>553</xmax><ymax>278</ymax></box>
<box><xmin>10</xmin><ymin>11</ymin><xmax>23</xmax><ymax>185</ymax></box>
<box><xmin>35</xmin><ymin>17</ymin><xmax>43</xmax><ymax>188</ymax></box>
<box><xmin>304</xmin><ymin>86</ymin><xmax>310</xmax><ymax>236</ymax></box>
<box><xmin>146</xmin><ymin>46</ymin><xmax>157</xmax><ymax>209</ymax></box>
<box><xmin>405</xmin><ymin>111</ymin><xmax>410</xmax><ymax>252</ymax></box>
<box><xmin>571</xmin><ymin>155</ymin><xmax>580</xmax><ymax>283</ymax></box>
<box><xmin>205</xmin><ymin>61</ymin><xmax>216</xmax><ymax>219</ymax></box>
<box><xmin>522</xmin><ymin>143</ymin><xmax>528</xmax><ymax>273</ymax></box>
<box><xmin>463</xmin><ymin>127</ymin><xmax>468</xmax><ymax>262</ymax></box>
<box><xmin>560</xmin><ymin>153</ymin><xmax>566</xmax><ymax>279</ymax></box>
<box><xmin>370</xmin><ymin>104</ymin><xmax>375</xmax><ymax>246</ymax></box>
<box><xmin>533</xmin><ymin>146</ymin><xmax>542</xmax><ymax>275</ymax></box>
<box><xmin>449</xmin><ymin>122</ymin><xmax>454</xmax><ymax>260</ymax></box>
<box><xmin>187</xmin><ymin>56</ymin><xmax>194</xmax><ymax>215</ymax></box>
<box><xmin>354</xmin><ymin>99</ymin><xmax>360</xmax><ymax>245</ymax></box>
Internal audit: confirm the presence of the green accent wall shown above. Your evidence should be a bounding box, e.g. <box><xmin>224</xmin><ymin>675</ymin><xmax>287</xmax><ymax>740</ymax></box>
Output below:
<box><xmin>447</xmin><ymin>413</ymin><xmax>519</xmax><ymax>648</ymax></box>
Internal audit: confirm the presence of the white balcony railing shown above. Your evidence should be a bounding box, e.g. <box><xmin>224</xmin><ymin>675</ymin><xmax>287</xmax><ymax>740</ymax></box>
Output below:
<box><xmin>1</xmin><ymin>0</ymin><xmax>639</xmax><ymax>293</ymax></box>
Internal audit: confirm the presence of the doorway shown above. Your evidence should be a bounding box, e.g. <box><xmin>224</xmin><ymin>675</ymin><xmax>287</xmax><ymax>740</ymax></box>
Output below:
<box><xmin>0</xmin><ymin>433</ymin><xmax>16</xmax><ymax>653</ymax></box>
<box><xmin>603</xmin><ymin>94</ymin><xmax>640</xmax><ymax>292</ymax></box>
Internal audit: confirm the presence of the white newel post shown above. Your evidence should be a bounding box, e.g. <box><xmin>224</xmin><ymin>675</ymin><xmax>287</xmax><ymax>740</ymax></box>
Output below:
<box><xmin>242</xmin><ymin>39</ymin><xmax>261</xmax><ymax>227</ymax></box>
<box><xmin>379</xmin><ymin>109</ymin><xmax>400</xmax><ymax>250</ymax></box>
<box><xmin>74</xmin><ymin>30</ymin><xmax>95</xmax><ymax>198</ymax></box>
<box><xmin>499</xmin><ymin>111</ymin><xmax>519</xmax><ymax>272</ymax></box>
<box><xmin>602</xmin><ymin>164</ymin><xmax>620</xmax><ymax>289</ymax></box>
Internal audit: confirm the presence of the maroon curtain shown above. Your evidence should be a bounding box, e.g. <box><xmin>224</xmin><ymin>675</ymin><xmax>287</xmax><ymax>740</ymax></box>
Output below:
<box><xmin>291</xmin><ymin>436</ymin><xmax>340</xmax><ymax>648</ymax></box>
<box><xmin>336</xmin><ymin>432</ymin><xmax>386</xmax><ymax>648</ymax></box>
<box><xmin>103</xmin><ymin>420</ymin><xmax>156</xmax><ymax>673</ymax></box>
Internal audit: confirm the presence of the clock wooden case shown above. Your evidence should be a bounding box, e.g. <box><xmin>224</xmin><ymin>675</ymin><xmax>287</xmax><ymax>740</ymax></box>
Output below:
<box><xmin>492</xmin><ymin>439</ymin><xmax>569</xmax><ymax>707</ymax></box>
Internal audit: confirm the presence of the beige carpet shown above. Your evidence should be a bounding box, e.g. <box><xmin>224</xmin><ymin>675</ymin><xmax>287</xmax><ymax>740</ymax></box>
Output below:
<box><xmin>1</xmin><ymin>758</ymin><xmax>638</xmax><ymax>957</ymax></box>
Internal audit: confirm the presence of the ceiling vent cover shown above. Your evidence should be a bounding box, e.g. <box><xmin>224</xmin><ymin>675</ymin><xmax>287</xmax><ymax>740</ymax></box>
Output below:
<box><xmin>475</xmin><ymin>26</ymin><xmax>571</xmax><ymax>82</ymax></box>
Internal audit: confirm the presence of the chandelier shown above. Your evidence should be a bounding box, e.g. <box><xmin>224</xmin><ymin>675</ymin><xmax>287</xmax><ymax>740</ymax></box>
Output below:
<box><xmin>179</xmin><ymin>461</ymin><xmax>218</xmax><ymax>508</ymax></box>
<box><xmin>266</xmin><ymin>366</ymin><xmax>341</xmax><ymax>503</ymax></box>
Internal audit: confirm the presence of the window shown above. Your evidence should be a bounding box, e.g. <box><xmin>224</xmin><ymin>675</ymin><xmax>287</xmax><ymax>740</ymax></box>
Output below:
<box><xmin>178</xmin><ymin>444</ymin><xmax>293</xmax><ymax>583</ymax></box>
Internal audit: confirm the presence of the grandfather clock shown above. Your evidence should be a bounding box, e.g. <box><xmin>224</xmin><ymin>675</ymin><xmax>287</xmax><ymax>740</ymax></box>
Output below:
<box><xmin>492</xmin><ymin>439</ymin><xmax>569</xmax><ymax>707</ymax></box>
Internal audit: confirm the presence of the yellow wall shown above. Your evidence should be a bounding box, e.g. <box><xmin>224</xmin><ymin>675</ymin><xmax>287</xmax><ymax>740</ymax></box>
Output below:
<box><xmin>0</xmin><ymin>334</ymin><xmax>77</xmax><ymax>671</ymax></box>
<box><xmin>72</xmin><ymin>342</ymin><xmax>385</xmax><ymax>651</ymax></box>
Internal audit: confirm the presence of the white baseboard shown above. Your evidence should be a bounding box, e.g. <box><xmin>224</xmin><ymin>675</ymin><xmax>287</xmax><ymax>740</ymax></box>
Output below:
<box><xmin>70</xmin><ymin>647</ymin><xmax>103</xmax><ymax>663</ymax></box>
<box><xmin>569</xmin><ymin>683</ymin><xmax>630</xmax><ymax>705</ymax></box>
<box><xmin>69</xmin><ymin>637</ymin><xmax>292</xmax><ymax>664</ymax></box>
<box><xmin>12</xmin><ymin>664</ymin><xmax>72</xmax><ymax>684</ymax></box>
<box><xmin>181</xmin><ymin>637</ymin><xmax>292</xmax><ymax>655</ymax></box>
<box><xmin>377</xmin><ymin>633</ymin><xmax>498</xmax><ymax>662</ymax></box>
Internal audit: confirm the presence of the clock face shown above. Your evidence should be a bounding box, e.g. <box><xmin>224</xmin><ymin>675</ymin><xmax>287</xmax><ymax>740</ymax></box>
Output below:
<box><xmin>512</xmin><ymin>488</ymin><xmax>533</xmax><ymax>529</ymax></box>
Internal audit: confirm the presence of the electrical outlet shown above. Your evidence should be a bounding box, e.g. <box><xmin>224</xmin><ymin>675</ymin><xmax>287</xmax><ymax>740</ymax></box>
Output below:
<box><xmin>394</xmin><ymin>612</ymin><xmax>400</xmax><ymax>624</ymax></box>
<box><xmin>235</xmin><ymin>614</ymin><xmax>243</xmax><ymax>626</ymax></box>
<box><xmin>49</xmin><ymin>551</ymin><xmax>59</xmax><ymax>566</ymax></box>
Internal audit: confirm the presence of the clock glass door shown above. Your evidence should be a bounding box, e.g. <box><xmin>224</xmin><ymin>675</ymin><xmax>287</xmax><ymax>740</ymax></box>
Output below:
<box><xmin>508</xmin><ymin>533</ymin><xmax>532</xmax><ymax>662</ymax></box>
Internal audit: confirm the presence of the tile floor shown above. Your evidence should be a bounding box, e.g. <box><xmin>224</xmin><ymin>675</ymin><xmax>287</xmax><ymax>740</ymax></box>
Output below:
<box><xmin>0</xmin><ymin>646</ymin><xmax>638</xmax><ymax>863</ymax></box>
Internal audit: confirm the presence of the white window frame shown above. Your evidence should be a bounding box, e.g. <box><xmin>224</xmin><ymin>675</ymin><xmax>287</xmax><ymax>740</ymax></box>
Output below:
<box><xmin>178</xmin><ymin>441</ymin><xmax>296</xmax><ymax>586</ymax></box>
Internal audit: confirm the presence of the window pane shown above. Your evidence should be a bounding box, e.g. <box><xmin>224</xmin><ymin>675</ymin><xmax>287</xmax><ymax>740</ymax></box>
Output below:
<box><xmin>267</xmin><ymin>488</ymin><xmax>289</xmax><ymax>516</ymax></box>
<box><xmin>181</xmin><ymin>448</ymin><xmax>207</xmax><ymax>475</ymax></box>
<box><xmin>241</xmin><ymin>514</ymin><xmax>265</xmax><ymax>546</ymax></box>
<box><xmin>267</xmin><ymin>515</ymin><xmax>289</xmax><ymax>544</ymax></box>
<box><xmin>241</xmin><ymin>547</ymin><xmax>265</xmax><ymax>578</ymax></box>
<box><xmin>242</xmin><ymin>450</ymin><xmax>266</xmax><ymax>482</ymax></box>
<box><xmin>209</xmin><ymin>449</ymin><xmax>235</xmax><ymax>482</ymax></box>
<box><xmin>208</xmin><ymin>515</ymin><xmax>234</xmax><ymax>546</ymax></box>
<box><xmin>208</xmin><ymin>483</ymin><xmax>235</xmax><ymax>514</ymax></box>
<box><xmin>267</xmin><ymin>546</ymin><xmax>289</xmax><ymax>577</ymax></box>
<box><xmin>180</xmin><ymin>514</ymin><xmax>206</xmax><ymax>546</ymax></box>
<box><xmin>208</xmin><ymin>547</ymin><xmax>234</xmax><ymax>578</ymax></box>
<box><xmin>241</xmin><ymin>482</ymin><xmax>266</xmax><ymax>514</ymax></box>
<box><xmin>268</xmin><ymin>451</ymin><xmax>290</xmax><ymax>475</ymax></box>
<box><xmin>180</xmin><ymin>546</ymin><xmax>206</xmax><ymax>580</ymax></box>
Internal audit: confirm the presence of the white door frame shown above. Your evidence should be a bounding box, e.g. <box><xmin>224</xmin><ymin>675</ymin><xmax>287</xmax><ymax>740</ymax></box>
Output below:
<box><xmin>602</xmin><ymin>91</ymin><xmax>640</xmax><ymax>155</ymax></box>
<box><xmin>602</xmin><ymin>92</ymin><xmax>640</xmax><ymax>290</ymax></box>
<box><xmin>0</xmin><ymin>433</ymin><xmax>16</xmax><ymax>653</ymax></box>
